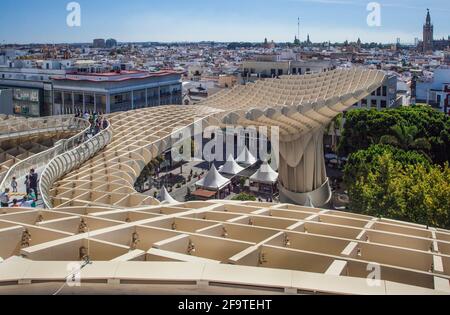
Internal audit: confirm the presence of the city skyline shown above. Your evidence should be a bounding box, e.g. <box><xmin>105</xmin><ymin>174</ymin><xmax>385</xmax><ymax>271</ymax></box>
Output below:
<box><xmin>0</xmin><ymin>0</ymin><xmax>449</xmax><ymax>45</ymax></box>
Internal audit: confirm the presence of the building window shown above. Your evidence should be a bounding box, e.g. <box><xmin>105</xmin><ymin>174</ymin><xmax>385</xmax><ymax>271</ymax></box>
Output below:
<box><xmin>382</xmin><ymin>86</ymin><xmax>387</xmax><ymax>97</ymax></box>
<box><xmin>380</xmin><ymin>100</ymin><xmax>387</xmax><ymax>108</ymax></box>
<box><xmin>278</xmin><ymin>69</ymin><xmax>283</xmax><ymax>76</ymax></box>
<box><xmin>292</xmin><ymin>68</ymin><xmax>297</xmax><ymax>74</ymax></box>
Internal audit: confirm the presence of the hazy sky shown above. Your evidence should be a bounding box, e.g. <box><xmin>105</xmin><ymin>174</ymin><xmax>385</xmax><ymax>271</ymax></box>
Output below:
<box><xmin>0</xmin><ymin>0</ymin><xmax>449</xmax><ymax>44</ymax></box>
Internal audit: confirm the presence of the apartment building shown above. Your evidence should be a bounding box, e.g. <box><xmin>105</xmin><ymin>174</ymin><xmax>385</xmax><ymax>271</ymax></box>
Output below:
<box><xmin>416</xmin><ymin>67</ymin><xmax>450</xmax><ymax>115</ymax></box>
<box><xmin>351</xmin><ymin>74</ymin><xmax>399</xmax><ymax>110</ymax></box>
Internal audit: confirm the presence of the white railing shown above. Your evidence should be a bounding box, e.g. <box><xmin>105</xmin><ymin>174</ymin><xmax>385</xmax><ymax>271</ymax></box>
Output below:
<box><xmin>0</xmin><ymin>115</ymin><xmax>79</xmax><ymax>138</ymax></box>
<box><xmin>39</xmin><ymin>120</ymin><xmax>113</xmax><ymax>209</ymax></box>
<box><xmin>0</xmin><ymin>117</ymin><xmax>91</xmax><ymax>196</ymax></box>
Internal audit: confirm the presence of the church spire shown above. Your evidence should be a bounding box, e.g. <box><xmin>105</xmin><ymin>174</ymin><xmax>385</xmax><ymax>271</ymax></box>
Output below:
<box><xmin>426</xmin><ymin>8</ymin><xmax>431</xmax><ymax>25</ymax></box>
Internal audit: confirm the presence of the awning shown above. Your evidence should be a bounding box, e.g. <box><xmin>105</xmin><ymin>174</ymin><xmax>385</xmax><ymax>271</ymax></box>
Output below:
<box><xmin>250</xmin><ymin>163</ymin><xmax>279</xmax><ymax>184</ymax></box>
<box><xmin>219</xmin><ymin>155</ymin><xmax>245</xmax><ymax>175</ymax></box>
<box><xmin>196</xmin><ymin>164</ymin><xmax>231</xmax><ymax>190</ymax></box>
<box><xmin>159</xmin><ymin>186</ymin><xmax>178</xmax><ymax>204</ymax></box>
<box><xmin>236</xmin><ymin>147</ymin><xmax>257</xmax><ymax>166</ymax></box>
<box><xmin>191</xmin><ymin>189</ymin><xmax>217</xmax><ymax>199</ymax></box>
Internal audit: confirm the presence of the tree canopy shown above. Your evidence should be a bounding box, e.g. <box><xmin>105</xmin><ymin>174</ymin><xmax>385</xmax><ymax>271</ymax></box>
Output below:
<box><xmin>345</xmin><ymin>146</ymin><xmax>450</xmax><ymax>229</ymax></box>
<box><xmin>344</xmin><ymin>144</ymin><xmax>430</xmax><ymax>187</ymax></box>
<box><xmin>232</xmin><ymin>193</ymin><xmax>256</xmax><ymax>202</ymax></box>
<box><xmin>339</xmin><ymin>106</ymin><xmax>450</xmax><ymax>164</ymax></box>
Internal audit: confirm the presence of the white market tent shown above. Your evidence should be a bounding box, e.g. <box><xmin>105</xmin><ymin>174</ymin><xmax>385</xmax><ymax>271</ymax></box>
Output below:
<box><xmin>236</xmin><ymin>147</ymin><xmax>258</xmax><ymax>166</ymax></box>
<box><xmin>250</xmin><ymin>163</ymin><xmax>279</xmax><ymax>185</ymax></box>
<box><xmin>219</xmin><ymin>155</ymin><xmax>245</xmax><ymax>175</ymax></box>
<box><xmin>159</xmin><ymin>186</ymin><xmax>178</xmax><ymax>204</ymax></box>
<box><xmin>196</xmin><ymin>165</ymin><xmax>231</xmax><ymax>191</ymax></box>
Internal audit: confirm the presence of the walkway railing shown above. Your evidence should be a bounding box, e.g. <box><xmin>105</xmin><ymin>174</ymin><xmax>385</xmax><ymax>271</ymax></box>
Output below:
<box><xmin>39</xmin><ymin>120</ymin><xmax>113</xmax><ymax>209</ymax></box>
<box><xmin>0</xmin><ymin>117</ymin><xmax>91</xmax><ymax>196</ymax></box>
<box><xmin>0</xmin><ymin>115</ymin><xmax>81</xmax><ymax>139</ymax></box>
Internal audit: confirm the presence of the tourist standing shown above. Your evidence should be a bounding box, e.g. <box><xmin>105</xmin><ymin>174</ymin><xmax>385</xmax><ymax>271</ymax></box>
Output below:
<box><xmin>24</xmin><ymin>175</ymin><xmax>31</xmax><ymax>195</ymax></box>
<box><xmin>11</xmin><ymin>177</ymin><xmax>18</xmax><ymax>193</ymax></box>
<box><xmin>29</xmin><ymin>169</ymin><xmax>38</xmax><ymax>200</ymax></box>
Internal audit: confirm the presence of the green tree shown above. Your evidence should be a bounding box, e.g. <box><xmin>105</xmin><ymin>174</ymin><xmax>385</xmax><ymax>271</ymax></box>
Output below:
<box><xmin>379</xmin><ymin>124</ymin><xmax>431</xmax><ymax>155</ymax></box>
<box><xmin>232</xmin><ymin>193</ymin><xmax>257</xmax><ymax>202</ymax></box>
<box><xmin>339</xmin><ymin>106</ymin><xmax>450</xmax><ymax>164</ymax></box>
<box><xmin>347</xmin><ymin>151</ymin><xmax>450</xmax><ymax>229</ymax></box>
<box><xmin>344</xmin><ymin>144</ymin><xmax>430</xmax><ymax>188</ymax></box>
<box><xmin>326</xmin><ymin>113</ymin><xmax>343</xmax><ymax>153</ymax></box>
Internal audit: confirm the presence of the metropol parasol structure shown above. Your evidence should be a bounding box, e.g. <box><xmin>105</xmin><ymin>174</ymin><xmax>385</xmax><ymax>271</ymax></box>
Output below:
<box><xmin>0</xmin><ymin>68</ymin><xmax>449</xmax><ymax>295</ymax></box>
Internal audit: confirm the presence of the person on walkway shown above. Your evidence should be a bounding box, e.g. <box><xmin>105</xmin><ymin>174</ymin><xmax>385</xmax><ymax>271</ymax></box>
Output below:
<box><xmin>29</xmin><ymin>169</ymin><xmax>38</xmax><ymax>200</ymax></box>
<box><xmin>0</xmin><ymin>188</ymin><xmax>10</xmax><ymax>208</ymax></box>
<box><xmin>11</xmin><ymin>177</ymin><xmax>18</xmax><ymax>193</ymax></box>
<box><xmin>94</xmin><ymin>120</ymin><xmax>100</xmax><ymax>135</ymax></box>
<box><xmin>24</xmin><ymin>175</ymin><xmax>31</xmax><ymax>195</ymax></box>
<box><xmin>11</xmin><ymin>199</ymin><xmax>20</xmax><ymax>208</ymax></box>
<box><xmin>102</xmin><ymin>118</ymin><xmax>108</xmax><ymax>130</ymax></box>
<box><xmin>29</xmin><ymin>189</ymin><xmax>37</xmax><ymax>204</ymax></box>
<box><xmin>21</xmin><ymin>195</ymin><xmax>34</xmax><ymax>208</ymax></box>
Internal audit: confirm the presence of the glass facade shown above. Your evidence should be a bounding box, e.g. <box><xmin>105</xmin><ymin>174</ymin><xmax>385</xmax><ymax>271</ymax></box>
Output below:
<box><xmin>50</xmin><ymin>82</ymin><xmax>182</xmax><ymax>115</ymax></box>
<box><xmin>74</xmin><ymin>92</ymin><xmax>84</xmax><ymax>113</ymax></box>
<box><xmin>84</xmin><ymin>93</ymin><xmax>96</xmax><ymax>114</ymax></box>
<box><xmin>111</xmin><ymin>91</ymin><xmax>132</xmax><ymax>113</ymax></box>
<box><xmin>52</xmin><ymin>90</ymin><xmax>108</xmax><ymax>115</ymax></box>
<box><xmin>96</xmin><ymin>94</ymin><xmax>107</xmax><ymax>114</ymax></box>
<box><xmin>133</xmin><ymin>89</ymin><xmax>147</xmax><ymax>109</ymax></box>
<box><xmin>147</xmin><ymin>88</ymin><xmax>160</xmax><ymax>107</ymax></box>
<box><xmin>12</xmin><ymin>88</ymin><xmax>41</xmax><ymax>117</ymax></box>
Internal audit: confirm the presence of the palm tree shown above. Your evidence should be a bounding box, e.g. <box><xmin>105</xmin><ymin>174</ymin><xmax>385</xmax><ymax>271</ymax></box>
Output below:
<box><xmin>379</xmin><ymin>124</ymin><xmax>431</xmax><ymax>153</ymax></box>
<box><xmin>326</xmin><ymin>114</ymin><xmax>343</xmax><ymax>153</ymax></box>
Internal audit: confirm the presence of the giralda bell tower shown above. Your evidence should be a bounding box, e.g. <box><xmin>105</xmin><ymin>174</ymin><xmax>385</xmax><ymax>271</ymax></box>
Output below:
<box><xmin>423</xmin><ymin>9</ymin><xmax>434</xmax><ymax>52</ymax></box>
